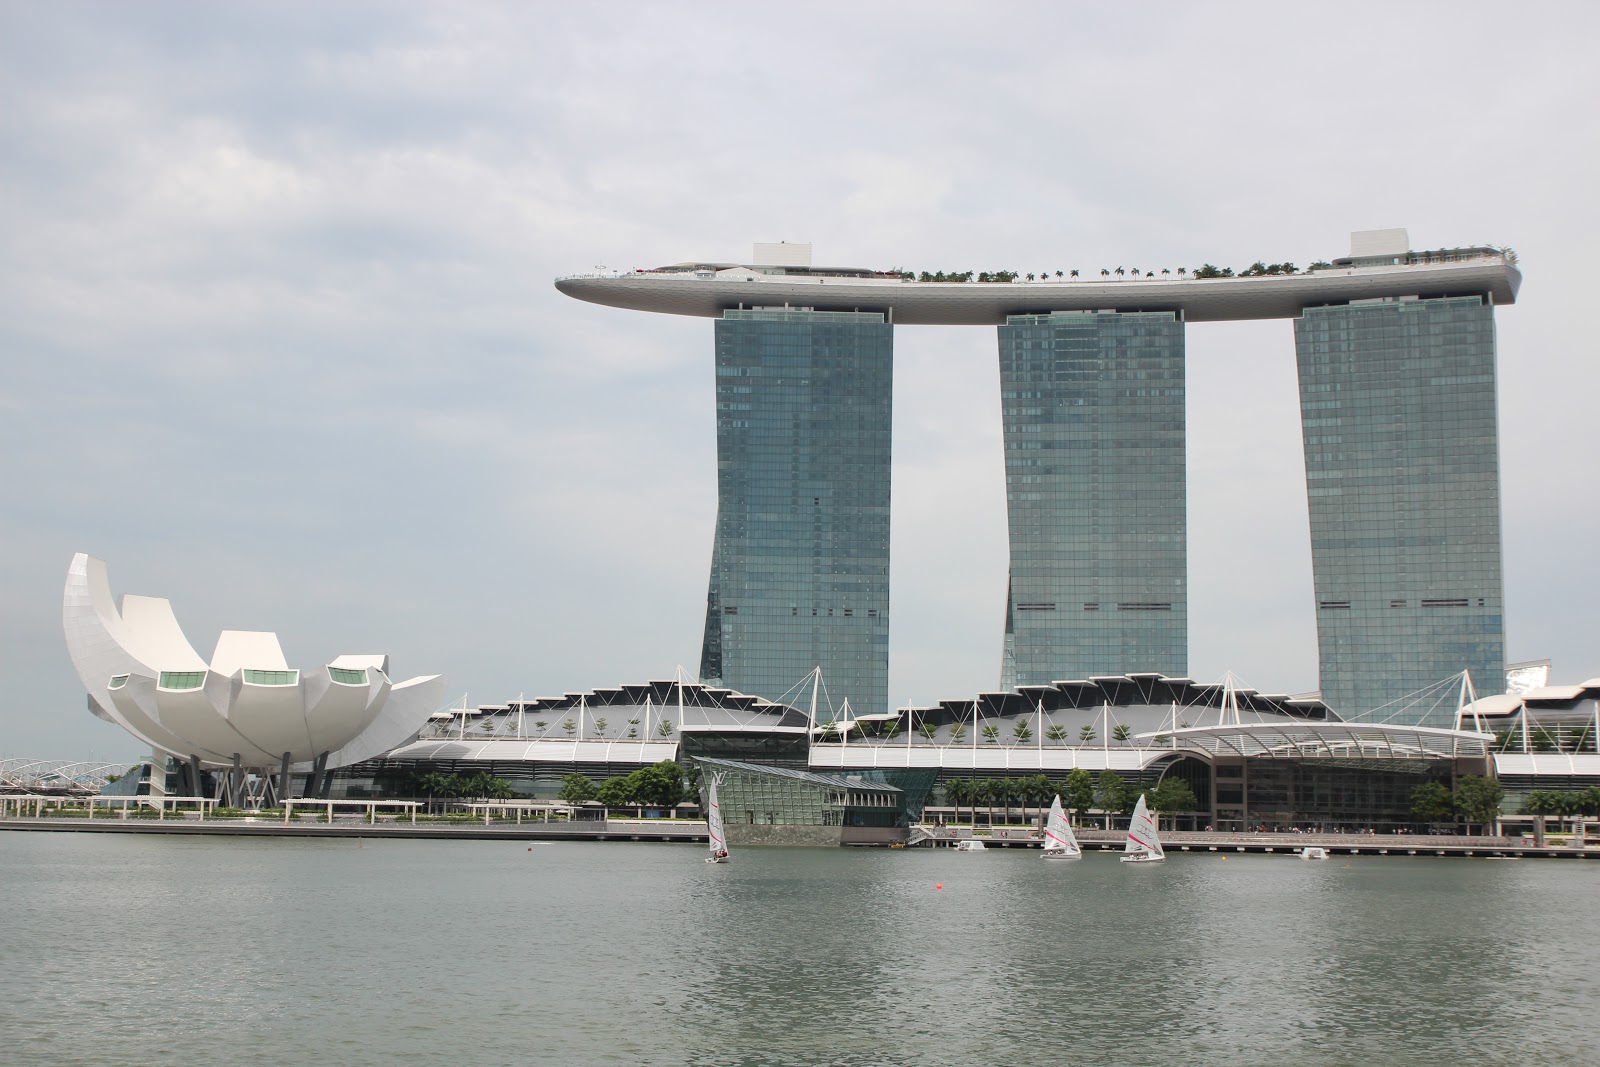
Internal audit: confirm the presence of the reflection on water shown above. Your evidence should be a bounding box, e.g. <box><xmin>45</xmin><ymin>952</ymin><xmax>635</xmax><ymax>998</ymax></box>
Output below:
<box><xmin>2</xmin><ymin>833</ymin><xmax>1596</xmax><ymax>1066</ymax></box>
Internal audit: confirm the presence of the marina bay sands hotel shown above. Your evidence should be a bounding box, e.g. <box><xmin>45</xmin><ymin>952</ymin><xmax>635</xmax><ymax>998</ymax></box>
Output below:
<box><xmin>556</xmin><ymin>230</ymin><xmax>1520</xmax><ymax>723</ymax></box>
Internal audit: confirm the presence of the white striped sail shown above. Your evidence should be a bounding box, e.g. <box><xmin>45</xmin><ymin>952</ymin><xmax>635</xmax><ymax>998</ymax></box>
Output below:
<box><xmin>1123</xmin><ymin>793</ymin><xmax>1164</xmax><ymax>861</ymax></box>
<box><xmin>706</xmin><ymin>777</ymin><xmax>728</xmax><ymax>861</ymax></box>
<box><xmin>1042</xmin><ymin>794</ymin><xmax>1081</xmax><ymax>858</ymax></box>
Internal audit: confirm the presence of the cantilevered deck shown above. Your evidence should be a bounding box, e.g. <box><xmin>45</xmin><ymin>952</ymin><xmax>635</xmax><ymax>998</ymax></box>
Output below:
<box><xmin>556</xmin><ymin>253</ymin><xmax>1520</xmax><ymax>325</ymax></box>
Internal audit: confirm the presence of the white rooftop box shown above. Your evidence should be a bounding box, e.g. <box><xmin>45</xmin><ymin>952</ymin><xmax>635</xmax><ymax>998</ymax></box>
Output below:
<box><xmin>753</xmin><ymin>241</ymin><xmax>812</xmax><ymax>267</ymax></box>
<box><xmin>1350</xmin><ymin>228</ymin><xmax>1409</xmax><ymax>258</ymax></box>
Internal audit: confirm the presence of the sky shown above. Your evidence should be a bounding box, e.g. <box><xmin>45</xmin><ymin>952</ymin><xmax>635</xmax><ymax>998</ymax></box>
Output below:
<box><xmin>3</xmin><ymin>1</ymin><xmax>1596</xmax><ymax>763</ymax></box>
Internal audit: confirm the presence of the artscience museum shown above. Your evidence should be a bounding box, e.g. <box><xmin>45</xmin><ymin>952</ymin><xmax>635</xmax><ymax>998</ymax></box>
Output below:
<box><xmin>62</xmin><ymin>553</ymin><xmax>446</xmax><ymax>805</ymax></box>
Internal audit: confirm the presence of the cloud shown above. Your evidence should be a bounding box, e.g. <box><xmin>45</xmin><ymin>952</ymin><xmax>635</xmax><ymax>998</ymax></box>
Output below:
<box><xmin>2</xmin><ymin>1</ymin><xmax>1597</xmax><ymax>758</ymax></box>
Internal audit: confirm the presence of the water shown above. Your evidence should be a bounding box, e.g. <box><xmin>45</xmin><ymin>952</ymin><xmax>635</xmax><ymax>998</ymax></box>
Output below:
<box><xmin>2</xmin><ymin>832</ymin><xmax>1596</xmax><ymax>1066</ymax></box>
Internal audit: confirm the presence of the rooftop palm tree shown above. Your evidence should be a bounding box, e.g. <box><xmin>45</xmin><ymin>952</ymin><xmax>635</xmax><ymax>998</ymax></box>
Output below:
<box><xmin>1069</xmin><ymin>269</ymin><xmax>1079</xmax><ymax>278</ymax></box>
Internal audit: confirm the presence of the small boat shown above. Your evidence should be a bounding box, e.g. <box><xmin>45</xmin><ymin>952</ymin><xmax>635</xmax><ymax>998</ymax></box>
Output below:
<box><xmin>705</xmin><ymin>775</ymin><xmax>730</xmax><ymax>864</ymax></box>
<box><xmin>1300</xmin><ymin>846</ymin><xmax>1329</xmax><ymax>860</ymax></box>
<box><xmin>1041</xmin><ymin>794</ymin><xmax>1082</xmax><ymax>861</ymax></box>
<box><xmin>953</xmin><ymin>839</ymin><xmax>987</xmax><ymax>852</ymax></box>
<box><xmin>1120</xmin><ymin>794</ymin><xmax>1165</xmax><ymax>864</ymax></box>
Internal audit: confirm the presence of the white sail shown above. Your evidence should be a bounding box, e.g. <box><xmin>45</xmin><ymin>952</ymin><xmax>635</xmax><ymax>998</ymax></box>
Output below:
<box><xmin>706</xmin><ymin>776</ymin><xmax>729</xmax><ymax>862</ymax></box>
<box><xmin>1042</xmin><ymin>794</ymin><xmax>1081</xmax><ymax>858</ymax></box>
<box><xmin>1122</xmin><ymin>793</ymin><xmax>1164</xmax><ymax>862</ymax></box>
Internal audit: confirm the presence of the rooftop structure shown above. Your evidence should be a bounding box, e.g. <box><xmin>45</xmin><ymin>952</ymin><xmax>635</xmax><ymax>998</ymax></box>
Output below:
<box><xmin>556</xmin><ymin>242</ymin><xmax>1519</xmax><ymax>325</ymax></box>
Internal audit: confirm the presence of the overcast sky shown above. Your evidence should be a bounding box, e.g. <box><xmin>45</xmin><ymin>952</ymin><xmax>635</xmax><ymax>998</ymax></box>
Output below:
<box><xmin>3</xmin><ymin>1</ymin><xmax>1596</xmax><ymax>763</ymax></box>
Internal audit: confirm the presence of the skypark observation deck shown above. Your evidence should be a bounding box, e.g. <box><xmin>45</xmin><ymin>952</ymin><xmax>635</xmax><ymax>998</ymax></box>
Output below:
<box><xmin>554</xmin><ymin>249</ymin><xmax>1520</xmax><ymax>324</ymax></box>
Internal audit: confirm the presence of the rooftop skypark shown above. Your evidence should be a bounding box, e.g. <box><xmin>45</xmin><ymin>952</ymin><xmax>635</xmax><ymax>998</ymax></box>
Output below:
<box><xmin>555</xmin><ymin>235</ymin><xmax>1520</xmax><ymax>324</ymax></box>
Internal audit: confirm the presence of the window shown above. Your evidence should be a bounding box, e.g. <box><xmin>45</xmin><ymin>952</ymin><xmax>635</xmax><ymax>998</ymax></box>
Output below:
<box><xmin>243</xmin><ymin>669</ymin><xmax>297</xmax><ymax>686</ymax></box>
<box><xmin>158</xmin><ymin>671</ymin><xmax>205</xmax><ymax>690</ymax></box>
<box><xmin>328</xmin><ymin>668</ymin><xmax>367</xmax><ymax>685</ymax></box>
<box><xmin>108</xmin><ymin>674</ymin><xmax>129</xmax><ymax>689</ymax></box>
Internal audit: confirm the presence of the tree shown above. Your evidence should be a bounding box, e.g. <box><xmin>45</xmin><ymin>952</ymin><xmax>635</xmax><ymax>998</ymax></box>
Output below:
<box><xmin>558</xmin><ymin>773</ymin><xmax>596</xmax><ymax>804</ymax></box>
<box><xmin>881</xmin><ymin>719</ymin><xmax>901</xmax><ymax>742</ymax></box>
<box><xmin>1065</xmin><ymin>768</ymin><xmax>1095</xmax><ymax>823</ymax></box>
<box><xmin>950</xmin><ymin>722</ymin><xmax>968</xmax><ymax>744</ymax></box>
<box><xmin>1012</xmin><ymin>720</ymin><xmax>1033</xmax><ymax>745</ymax></box>
<box><xmin>943</xmin><ymin>778</ymin><xmax>971</xmax><ymax>824</ymax></box>
<box><xmin>1148</xmin><ymin>777</ymin><xmax>1199</xmax><ymax>829</ymax></box>
<box><xmin>1045</xmin><ymin>724</ymin><xmax>1069</xmax><ymax>744</ymax></box>
<box><xmin>415</xmin><ymin>770</ymin><xmax>455</xmax><ymax>813</ymax></box>
<box><xmin>478</xmin><ymin>717</ymin><xmax>498</xmax><ymax>734</ymax></box>
<box><xmin>561</xmin><ymin>719</ymin><xmax>577</xmax><ymax>738</ymax></box>
<box><xmin>1454</xmin><ymin>775</ymin><xmax>1504</xmax><ymax>833</ymax></box>
<box><xmin>592</xmin><ymin>717</ymin><xmax>609</xmax><ymax>738</ymax></box>
<box><xmin>1078</xmin><ymin>724</ymin><xmax>1097</xmax><ymax>744</ymax></box>
<box><xmin>627</xmin><ymin>718</ymin><xmax>640</xmax><ymax>738</ymax></box>
<box><xmin>1095</xmin><ymin>771</ymin><xmax>1129</xmax><ymax>828</ymax></box>
<box><xmin>533</xmin><ymin>720</ymin><xmax>547</xmax><ymax>735</ymax></box>
<box><xmin>1409</xmin><ymin>782</ymin><xmax>1455</xmax><ymax>824</ymax></box>
<box><xmin>596</xmin><ymin>776</ymin><xmax>636</xmax><ymax>807</ymax></box>
<box><xmin>632</xmin><ymin>761</ymin><xmax>687</xmax><ymax>808</ymax></box>
<box><xmin>981</xmin><ymin>724</ymin><xmax>1001</xmax><ymax>744</ymax></box>
<box><xmin>1021</xmin><ymin>774</ymin><xmax>1053</xmax><ymax>824</ymax></box>
<box><xmin>656</xmin><ymin>719</ymin><xmax>674</xmax><ymax>737</ymax></box>
<box><xmin>919</xmin><ymin>722</ymin><xmax>939</xmax><ymax>742</ymax></box>
<box><xmin>1112</xmin><ymin>724</ymin><xmax>1132</xmax><ymax>744</ymax></box>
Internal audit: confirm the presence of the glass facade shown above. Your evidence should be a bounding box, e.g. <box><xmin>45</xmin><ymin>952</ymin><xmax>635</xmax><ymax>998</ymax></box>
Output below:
<box><xmin>700</xmin><ymin>310</ymin><xmax>892</xmax><ymax>715</ymax></box>
<box><xmin>997</xmin><ymin>312</ymin><xmax>1187</xmax><ymax>685</ymax></box>
<box><xmin>1295</xmin><ymin>297</ymin><xmax>1505</xmax><ymax>720</ymax></box>
<box><xmin>700</xmin><ymin>758</ymin><xmax>907</xmax><ymax>828</ymax></box>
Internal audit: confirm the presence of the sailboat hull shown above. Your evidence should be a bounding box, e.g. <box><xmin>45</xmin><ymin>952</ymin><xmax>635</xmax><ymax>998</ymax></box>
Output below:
<box><xmin>1119</xmin><ymin>852</ymin><xmax>1165</xmax><ymax>864</ymax></box>
<box><xmin>1041</xmin><ymin>850</ymin><xmax>1082</xmax><ymax>861</ymax></box>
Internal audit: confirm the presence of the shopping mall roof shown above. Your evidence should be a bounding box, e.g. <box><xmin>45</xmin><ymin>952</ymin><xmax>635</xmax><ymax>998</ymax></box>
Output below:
<box><xmin>1134</xmin><ymin>721</ymin><xmax>1495</xmax><ymax>761</ymax></box>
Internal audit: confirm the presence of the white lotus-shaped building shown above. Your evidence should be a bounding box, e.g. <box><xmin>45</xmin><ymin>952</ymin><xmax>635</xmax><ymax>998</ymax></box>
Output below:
<box><xmin>62</xmin><ymin>553</ymin><xmax>446</xmax><ymax>780</ymax></box>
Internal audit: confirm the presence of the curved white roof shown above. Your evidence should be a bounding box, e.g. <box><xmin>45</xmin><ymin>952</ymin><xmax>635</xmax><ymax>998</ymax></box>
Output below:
<box><xmin>556</xmin><ymin>255</ymin><xmax>1519</xmax><ymax>326</ymax></box>
<box><xmin>1134</xmin><ymin>721</ymin><xmax>1494</xmax><ymax>761</ymax></box>
<box><xmin>62</xmin><ymin>553</ymin><xmax>446</xmax><ymax>770</ymax></box>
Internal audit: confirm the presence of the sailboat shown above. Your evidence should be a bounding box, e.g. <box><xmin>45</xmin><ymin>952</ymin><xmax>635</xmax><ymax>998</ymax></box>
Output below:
<box><xmin>1041</xmin><ymin>794</ymin><xmax>1081</xmax><ymax>861</ymax></box>
<box><xmin>1121</xmin><ymin>793</ymin><xmax>1165</xmax><ymax>864</ymax></box>
<box><xmin>705</xmin><ymin>774</ymin><xmax>730</xmax><ymax>864</ymax></box>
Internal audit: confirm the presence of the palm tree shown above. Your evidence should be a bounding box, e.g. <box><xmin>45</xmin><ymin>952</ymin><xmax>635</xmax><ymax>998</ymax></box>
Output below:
<box><xmin>1115</xmin><ymin>267</ymin><xmax>1126</xmax><ymax>277</ymax></box>
<box><xmin>414</xmin><ymin>771</ymin><xmax>453</xmax><ymax>814</ymax></box>
<box><xmin>1055</xmin><ymin>270</ymin><xmax>1064</xmax><ymax>279</ymax></box>
<box><xmin>1129</xmin><ymin>267</ymin><xmax>1139</xmax><ymax>277</ymax></box>
<box><xmin>1069</xmin><ymin>269</ymin><xmax>1079</xmax><ymax>278</ymax></box>
<box><xmin>943</xmin><ymin>777</ymin><xmax>969</xmax><ymax>825</ymax></box>
<box><xmin>1026</xmin><ymin>273</ymin><xmax>1035</xmax><ymax>281</ymax></box>
<box><xmin>1178</xmin><ymin>267</ymin><xmax>1187</xmax><ymax>276</ymax></box>
<box><xmin>1161</xmin><ymin>268</ymin><xmax>1170</xmax><ymax>277</ymax></box>
<box><xmin>1100</xmin><ymin>268</ymin><xmax>1110</xmax><ymax>277</ymax></box>
<box><xmin>1022</xmin><ymin>774</ymin><xmax>1053</xmax><ymax>825</ymax></box>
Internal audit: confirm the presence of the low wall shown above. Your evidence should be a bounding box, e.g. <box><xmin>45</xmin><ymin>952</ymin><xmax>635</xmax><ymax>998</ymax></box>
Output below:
<box><xmin>726</xmin><ymin>824</ymin><xmax>842</xmax><ymax>848</ymax></box>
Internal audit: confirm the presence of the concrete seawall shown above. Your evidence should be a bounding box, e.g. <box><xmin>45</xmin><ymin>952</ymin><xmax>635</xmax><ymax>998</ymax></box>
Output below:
<box><xmin>4</xmin><ymin>817</ymin><xmax>1594</xmax><ymax>857</ymax></box>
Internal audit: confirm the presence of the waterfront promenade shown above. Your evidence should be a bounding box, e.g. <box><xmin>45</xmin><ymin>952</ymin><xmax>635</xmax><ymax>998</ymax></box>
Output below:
<box><xmin>2</xmin><ymin>812</ymin><xmax>1594</xmax><ymax>857</ymax></box>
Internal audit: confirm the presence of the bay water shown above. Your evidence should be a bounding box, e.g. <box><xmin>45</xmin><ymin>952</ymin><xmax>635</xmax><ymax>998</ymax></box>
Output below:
<box><xmin>2</xmin><ymin>832</ymin><xmax>1594</xmax><ymax>1066</ymax></box>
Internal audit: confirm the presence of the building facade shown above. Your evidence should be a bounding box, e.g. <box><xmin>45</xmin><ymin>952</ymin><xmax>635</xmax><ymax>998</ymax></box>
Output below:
<box><xmin>998</xmin><ymin>311</ymin><xmax>1187</xmax><ymax>686</ymax></box>
<box><xmin>699</xmin><ymin>309</ymin><xmax>892</xmax><ymax>716</ymax></box>
<box><xmin>1295</xmin><ymin>295</ymin><xmax>1505</xmax><ymax>719</ymax></box>
<box><xmin>559</xmin><ymin>232</ymin><xmax>1520</xmax><ymax>717</ymax></box>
